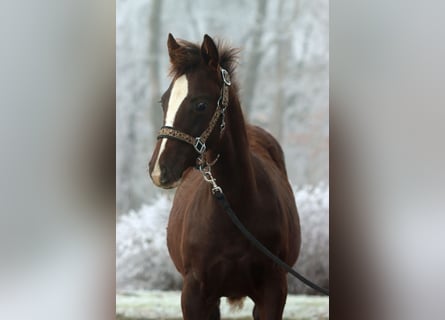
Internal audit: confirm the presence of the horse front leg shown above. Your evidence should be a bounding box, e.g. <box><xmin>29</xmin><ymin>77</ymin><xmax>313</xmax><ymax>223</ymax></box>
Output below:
<box><xmin>251</xmin><ymin>271</ymin><xmax>287</xmax><ymax>320</ymax></box>
<box><xmin>181</xmin><ymin>274</ymin><xmax>220</xmax><ymax>320</ymax></box>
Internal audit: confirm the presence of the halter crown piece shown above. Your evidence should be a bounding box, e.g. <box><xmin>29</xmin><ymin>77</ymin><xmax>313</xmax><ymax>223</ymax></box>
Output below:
<box><xmin>157</xmin><ymin>67</ymin><xmax>231</xmax><ymax>155</ymax></box>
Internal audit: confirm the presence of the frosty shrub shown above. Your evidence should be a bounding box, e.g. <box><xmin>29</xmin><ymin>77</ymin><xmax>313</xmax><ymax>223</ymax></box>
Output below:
<box><xmin>288</xmin><ymin>184</ymin><xmax>329</xmax><ymax>294</ymax></box>
<box><xmin>116</xmin><ymin>184</ymin><xmax>329</xmax><ymax>294</ymax></box>
<box><xmin>116</xmin><ymin>195</ymin><xmax>182</xmax><ymax>290</ymax></box>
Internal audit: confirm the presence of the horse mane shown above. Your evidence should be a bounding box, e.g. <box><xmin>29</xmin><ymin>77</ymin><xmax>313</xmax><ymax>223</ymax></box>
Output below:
<box><xmin>169</xmin><ymin>39</ymin><xmax>239</xmax><ymax>78</ymax></box>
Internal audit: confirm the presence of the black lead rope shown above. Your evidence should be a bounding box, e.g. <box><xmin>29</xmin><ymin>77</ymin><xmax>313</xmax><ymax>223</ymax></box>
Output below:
<box><xmin>213</xmin><ymin>190</ymin><xmax>330</xmax><ymax>296</ymax></box>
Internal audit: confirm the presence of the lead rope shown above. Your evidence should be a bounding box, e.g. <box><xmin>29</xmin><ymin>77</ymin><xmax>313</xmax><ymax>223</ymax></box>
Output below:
<box><xmin>198</xmin><ymin>169</ymin><xmax>329</xmax><ymax>296</ymax></box>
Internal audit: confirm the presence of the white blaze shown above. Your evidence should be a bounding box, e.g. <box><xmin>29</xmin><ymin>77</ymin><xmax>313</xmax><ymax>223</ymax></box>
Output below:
<box><xmin>151</xmin><ymin>75</ymin><xmax>188</xmax><ymax>183</ymax></box>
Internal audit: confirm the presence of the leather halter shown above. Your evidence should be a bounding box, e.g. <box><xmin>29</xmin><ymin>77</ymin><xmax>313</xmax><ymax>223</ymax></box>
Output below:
<box><xmin>157</xmin><ymin>68</ymin><xmax>231</xmax><ymax>155</ymax></box>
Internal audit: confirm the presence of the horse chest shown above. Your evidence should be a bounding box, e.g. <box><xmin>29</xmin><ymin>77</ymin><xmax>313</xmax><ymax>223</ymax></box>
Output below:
<box><xmin>190</xmin><ymin>246</ymin><xmax>265</xmax><ymax>296</ymax></box>
<box><xmin>182</xmin><ymin>216</ymin><xmax>271</xmax><ymax>284</ymax></box>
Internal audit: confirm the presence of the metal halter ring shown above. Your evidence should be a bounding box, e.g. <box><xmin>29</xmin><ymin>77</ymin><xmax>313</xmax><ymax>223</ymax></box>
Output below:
<box><xmin>221</xmin><ymin>68</ymin><xmax>231</xmax><ymax>86</ymax></box>
<box><xmin>217</xmin><ymin>95</ymin><xmax>223</xmax><ymax>107</ymax></box>
<box><xmin>194</xmin><ymin>137</ymin><xmax>206</xmax><ymax>154</ymax></box>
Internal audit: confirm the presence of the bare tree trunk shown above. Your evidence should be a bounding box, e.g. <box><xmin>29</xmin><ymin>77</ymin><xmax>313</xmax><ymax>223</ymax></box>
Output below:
<box><xmin>241</xmin><ymin>0</ymin><xmax>267</xmax><ymax>119</ymax></box>
<box><xmin>120</xmin><ymin>0</ymin><xmax>163</xmax><ymax>214</ymax></box>
<box><xmin>147</xmin><ymin>0</ymin><xmax>163</xmax><ymax>135</ymax></box>
<box><xmin>121</xmin><ymin>110</ymin><xmax>137</xmax><ymax>212</ymax></box>
<box><xmin>270</xmin><ymin>46</ymin><xmax>289</xmax><ymax>141</ymax></box>
<box><xmin>271</xmin><ymin>0</ymin><xmax>311</xmax><ymax>142</ymax></box>
<box><xmin>270</xmin><ymin>0</ymin><xmax>288</xmax><ymax>141</ymax></box>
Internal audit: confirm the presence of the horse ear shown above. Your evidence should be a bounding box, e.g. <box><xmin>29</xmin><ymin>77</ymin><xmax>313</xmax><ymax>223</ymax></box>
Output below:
<box><xmin>201</xmin><ymin>34</ymin><xmax>219</xmax><ymax>69</ymax></box>
<box><xmin>167</xmin><ymin>33</ymin><xmax>180</xmax><ymax>61</ymax></box>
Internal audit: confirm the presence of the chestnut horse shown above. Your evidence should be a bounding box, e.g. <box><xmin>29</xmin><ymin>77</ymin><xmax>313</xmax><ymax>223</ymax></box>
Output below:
<box><xmin>148</xmin><ymin>34</ymin><xmax>300</xmax><ymax>320</ymax></box>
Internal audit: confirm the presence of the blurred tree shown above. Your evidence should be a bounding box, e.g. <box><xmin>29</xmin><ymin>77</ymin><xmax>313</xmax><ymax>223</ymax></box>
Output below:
<box><xmin>270</xmin><ymin>0</ymin><xmax>290</xmax><ymax>141</ymax></box>
<box><xmin>147</xmin><ymin>0</ymin><xmax>163</xmax><ymax>136</ymax></box>
<box><xmin>241</xmin><ymin>0</ymin><xmax>267</xmax><ymax>119</ymax></box>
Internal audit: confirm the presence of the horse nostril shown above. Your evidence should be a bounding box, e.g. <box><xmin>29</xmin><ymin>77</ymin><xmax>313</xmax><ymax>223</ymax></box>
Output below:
<box><xmin>160</xmin><ymin>176</ymin><xmax>169</xmax><ymax>185</ymax></box>
<box><xmin>160</xmin><ymin>167</ymin><xmax>169</xmax><ymax>185</ymax></box>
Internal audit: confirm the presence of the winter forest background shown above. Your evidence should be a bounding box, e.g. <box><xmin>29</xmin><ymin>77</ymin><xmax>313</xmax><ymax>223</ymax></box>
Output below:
<box><xmin>117</xmin><ymin>0</ymin><xmax>329</xmax><ymax>294</ymax></box>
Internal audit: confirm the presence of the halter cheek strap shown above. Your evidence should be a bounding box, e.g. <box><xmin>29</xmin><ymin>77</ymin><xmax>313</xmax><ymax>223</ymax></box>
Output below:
<box><xmin>157</xmin><ymin>67</ymin><xmax>231</xmax><ymax>155</ymax></box>
<box><xmin>157</xmin><ymin>105</ymin><xmax>223</xmax><ymax>154</ymax></box>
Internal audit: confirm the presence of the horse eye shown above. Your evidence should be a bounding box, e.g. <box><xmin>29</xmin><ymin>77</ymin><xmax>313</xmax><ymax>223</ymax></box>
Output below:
<box><xmin>196</xmin><ymin>102</ymin><xmax>207</xmax><ymax>111</ymax></box>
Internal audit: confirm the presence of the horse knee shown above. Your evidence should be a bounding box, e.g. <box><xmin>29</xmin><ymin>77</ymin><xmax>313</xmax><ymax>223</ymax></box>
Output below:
<box><xmin>252</xmin><ymin>273</ymin><xmax>288</xmax><ymax>320</ymax></box>
<box><xmin>181</xmin><ymin>276</ymin><xmax>220</xmax><ymax>320</ymax></box>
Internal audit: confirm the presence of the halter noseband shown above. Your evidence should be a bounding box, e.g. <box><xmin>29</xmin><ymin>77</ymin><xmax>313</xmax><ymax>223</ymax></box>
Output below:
<box><xmin>157</xmin><ymin>67</ymin><xmax>231</xmax><ymax>155</ymax></box>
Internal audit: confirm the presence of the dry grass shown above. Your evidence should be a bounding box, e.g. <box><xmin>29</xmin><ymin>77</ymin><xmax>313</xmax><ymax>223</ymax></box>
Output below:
<box><xmin>116</xmin><ymin>290</ymin><xmax>329</xmax><ymax>320</ymax></box>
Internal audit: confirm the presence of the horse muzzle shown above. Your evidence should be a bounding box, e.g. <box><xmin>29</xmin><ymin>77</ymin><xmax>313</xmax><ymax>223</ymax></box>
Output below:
<box><xmin>150</xmin><ymin>166</ymin><xmax>182</xmax><ymax>189</ymax></box>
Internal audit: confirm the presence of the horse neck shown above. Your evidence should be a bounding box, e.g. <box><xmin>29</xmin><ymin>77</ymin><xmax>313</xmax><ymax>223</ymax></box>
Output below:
<box><xmin>211</xmin><ymin>93</ymin><xmax>256</xmax><ymax>201</ymax></box>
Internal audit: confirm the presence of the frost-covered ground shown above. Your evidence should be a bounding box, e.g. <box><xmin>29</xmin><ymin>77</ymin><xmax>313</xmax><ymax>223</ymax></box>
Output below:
<box><xmin>116</xmin><ymin>184</ymin><xmax>328</xmax><ymax>294</ymax></box>
<box><xmin>116</xmin><ymin>291</ymin><xmax>329</xmax><ymax>320</ymax></box>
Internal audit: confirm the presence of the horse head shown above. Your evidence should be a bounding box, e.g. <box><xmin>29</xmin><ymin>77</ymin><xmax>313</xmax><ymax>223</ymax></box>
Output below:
<box><xmin>149</xmin><ymin>34</ymin><xmax>227</xmax><ymax>188</ymax></box>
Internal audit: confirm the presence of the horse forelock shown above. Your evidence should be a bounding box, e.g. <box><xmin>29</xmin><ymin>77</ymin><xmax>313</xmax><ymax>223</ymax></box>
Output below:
<box><xmin>169</xmin><ymin>39</ymin><xmax>239</xmax><ymax>78</ymax></box>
